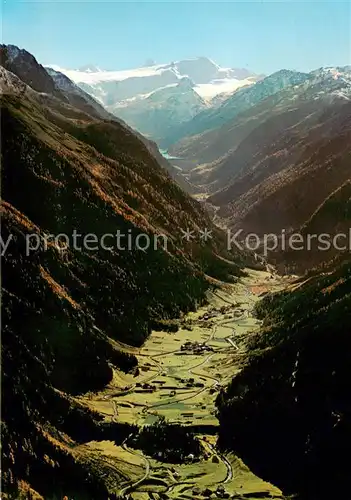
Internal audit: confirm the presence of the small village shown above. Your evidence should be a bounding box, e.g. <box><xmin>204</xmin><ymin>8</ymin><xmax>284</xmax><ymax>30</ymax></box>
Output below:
<box><xmin>134</xmin><ymin>376</ymin><xmax>209</xmax><ymax>395</ymax></box>
<box><xmin>180</xmin><ymin>340</ymin><xmax>214</xmax><ymax>354</ymax></box>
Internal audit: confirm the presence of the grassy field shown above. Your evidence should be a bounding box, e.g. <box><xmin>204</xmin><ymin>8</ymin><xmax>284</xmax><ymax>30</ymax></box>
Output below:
<box><xmin>76</xmin><ymin>269</ymin><xmax>289</xmax><ymax>498</ymax></box>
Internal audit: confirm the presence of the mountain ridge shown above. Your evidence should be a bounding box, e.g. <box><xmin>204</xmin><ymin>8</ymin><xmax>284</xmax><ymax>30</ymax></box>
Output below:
<box><xmin>166</xmin><ymin>69</ymin><xmax>311</xmax><ymax>150</ymax></box>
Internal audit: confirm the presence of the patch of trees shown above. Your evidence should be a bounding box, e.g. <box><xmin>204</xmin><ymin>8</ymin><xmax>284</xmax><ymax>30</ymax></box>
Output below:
<box><xmin>150</xmin><ymin>318</ymin><xmax>179</xmax><ymax>332</ymax></box>
<box><xmin>130</xmin><ymin>416</ymin><xmax>201</xmax><ymax>463</ymax></box>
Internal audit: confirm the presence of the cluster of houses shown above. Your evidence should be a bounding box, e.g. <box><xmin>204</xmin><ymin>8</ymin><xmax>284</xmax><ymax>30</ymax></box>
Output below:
<box><xmin>199</xmin><ymin>304</ymin><xmax>234</xmax><ymax>322</ymax></box>
<box><xmin>135</xmin><ymin>382</ymin><xmax>156</xmax><ymax>393</ymax></box>
<box><xmin>183</xmin><ymin>377</ymin><xmax>205</xmax><ymax>388</ymax></box>
<box><xmin>180</xmin><ymin>341</ymin><xmax>214</xmax><ymax>354</ymax></box>
<box><xmin>134</xmin><ymin>376</ymin><xmax>206</xmax><ymax>394</ymax></box>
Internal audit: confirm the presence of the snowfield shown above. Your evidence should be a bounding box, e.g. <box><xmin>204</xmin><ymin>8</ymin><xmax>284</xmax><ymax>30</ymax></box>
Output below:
<box><xmin>46</xmin><ymin>57</ymin><xmax>262</xmax><ymax>142</ymax></box>
<box><xmin>48</xmin><ymin>57</ymin><xmax>261</xmax><ymax>101</ymax></box>
<box><xmin>49</xmin><ymin>62</ymin><xmax>177</xmax><ymax>84</ymax></box>
<box><xmin>195</xmin><ymin>77</ymin><xmax>256</xmax><ymax>99</ymax></box>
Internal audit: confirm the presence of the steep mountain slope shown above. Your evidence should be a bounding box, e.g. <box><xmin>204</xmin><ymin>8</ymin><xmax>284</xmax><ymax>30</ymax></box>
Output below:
<box><xmin>210</xmin><ymin>94</ymin><xmax>350</xmax><ymax>198</ymax></box>
<box><xmin>1</xmin><ymin>58</ymin><xmax>247</xmax><ymax>498</ymax></box>
<box><xmin>266</xmin><ymin>180</ymin><xmax>351</xmax><ymax>272</ymax></box>
<box><xmin>45</xmin><ymin>66</ymin><xmax>114</xmax><ymax>119</ymax></box>
<box><xmin>1</xmin><ymin>43</ymin><xmax>197</xmax><ymax>198</ymax></box>
<box><xmin>0</xmin><ymin>44</ymin><xmax>116</xmax><ymax>122</ymax></box>
<box><xmin>216</xmin><ymin>260</ymin><xmax>351</xmax><ymax>499</ymax></box>
<box><xmin>207</xmin><ymin>95</ymin><xmax>351</xmax><ymax>270</ymax></box>
<box><xmin>165</xmin><ymin>69</ymin><xmax>309</xmax><ymax>149</ymax></box>
<box><xmin>0</xmin><ymin>44</ymin><xmax>63</xmax><ymax>98</ymax></box>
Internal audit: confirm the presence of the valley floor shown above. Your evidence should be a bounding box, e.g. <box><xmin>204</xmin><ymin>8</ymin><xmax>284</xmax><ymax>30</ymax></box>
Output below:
<box><xmin>76</xmin><ymin>270</ymin><xmax>290</xmax><ymax>499</ymax></box>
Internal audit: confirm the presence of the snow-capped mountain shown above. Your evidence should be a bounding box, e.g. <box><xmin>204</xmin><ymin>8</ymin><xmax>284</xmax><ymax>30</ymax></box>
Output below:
<box><xmin>50</xmin><ymin>57</ymin><xmax>260</xmax><ymax>103</ymax></box>
<box><xmin>47</xmin><ymin>57</ymin><xmax>261</xmax><ymax>141</ymax></box>
<box><xmin>307</xmin><ymin>66</ymin><xmax>351</xmax><ymax>100</ymax></box>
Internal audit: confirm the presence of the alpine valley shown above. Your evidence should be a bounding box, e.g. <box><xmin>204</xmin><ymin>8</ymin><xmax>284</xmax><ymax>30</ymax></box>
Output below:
<box><xmin>1</xmin><ymin>41</ymin><xmax>350</xmax><ymax>500</ymax></box>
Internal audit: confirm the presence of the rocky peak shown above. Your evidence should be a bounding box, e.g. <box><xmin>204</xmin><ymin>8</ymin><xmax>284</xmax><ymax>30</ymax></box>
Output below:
<box><xmin>0</xmin><ymin>43</ymin><xmax>62</xmax><ymax>97</ymax></box>
<box><xmin>78</xmin><ymin>64</ymin><xmax>101</xmax><ymax>73</ymax></box>
<box><xmin>177</xmin><ymin>76</ymin><xmax>196</xmax><ymax>91</ymax></box>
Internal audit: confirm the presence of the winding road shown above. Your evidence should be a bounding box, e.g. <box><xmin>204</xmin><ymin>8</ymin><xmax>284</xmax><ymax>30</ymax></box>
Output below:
<box><xmin>118</xmin><ymin>437</ymin><xmax>151</xmax><ymax>497</ymax></box>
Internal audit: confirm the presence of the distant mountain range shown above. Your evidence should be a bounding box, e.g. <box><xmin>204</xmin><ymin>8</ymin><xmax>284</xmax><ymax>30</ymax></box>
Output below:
<box><xmin>170</xmin><ymin>66</ymin><xmax>351</xmax><ymax>164</ymax></box>
<box><xmin>47</xmin><ymin>57</ymin><xmax>262</xmax><ymax>142</ymax></box>
<box><xmin>50</xmin><ymin>57</ymin><xmax>261</xmax><ymax>101</ymax></box>
<box><xmin>164</xmin><ymin>68</ymin><xmax>311</xmax><ymax>149</ymax></box>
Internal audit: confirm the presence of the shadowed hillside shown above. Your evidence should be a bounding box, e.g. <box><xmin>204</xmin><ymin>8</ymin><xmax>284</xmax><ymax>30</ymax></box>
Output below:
<box><xmin>216</xmin><ymin>261</ymin><xmax>351</xmax><ymax>499</ymax></box>
<box><xmin>1</xmin><ymin>53</ymin><xmax>247</xmax><ymax>498</ymax></box>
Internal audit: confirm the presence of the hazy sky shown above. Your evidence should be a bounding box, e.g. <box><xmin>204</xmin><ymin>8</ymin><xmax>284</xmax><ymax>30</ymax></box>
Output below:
<box><xmin>3</xmin><ymin>0</ymin><xmax>351</xmax><ymax>74</ymax></box>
